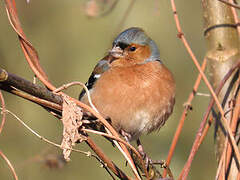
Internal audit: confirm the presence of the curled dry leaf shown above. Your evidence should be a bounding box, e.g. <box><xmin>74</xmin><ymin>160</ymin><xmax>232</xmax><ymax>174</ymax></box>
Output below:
<box><xmin>61</xmin><ymin>95</ymin><xmax>85</xmax><ymax>161</ymax></box>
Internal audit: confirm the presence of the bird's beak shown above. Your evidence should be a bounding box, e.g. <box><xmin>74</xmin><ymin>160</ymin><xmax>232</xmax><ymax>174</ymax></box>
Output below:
<box><xmin>109</xmin><ymin>46</ymin><xmax>124</xmax><ymax>58</ymax></box>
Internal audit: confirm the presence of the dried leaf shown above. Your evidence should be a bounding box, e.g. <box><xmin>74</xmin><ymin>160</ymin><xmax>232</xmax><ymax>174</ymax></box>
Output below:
<box><xmin>60</xmin><ymin>95</ymin><xmax>84</xmax><ymax>161</ymax></box>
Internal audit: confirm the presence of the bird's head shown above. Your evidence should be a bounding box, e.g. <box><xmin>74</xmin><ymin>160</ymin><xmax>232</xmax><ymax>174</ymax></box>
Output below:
<box><xmin>109</xmin><ymin>27</ymin><xmax>161</xmax><ymax>66</ymax></box>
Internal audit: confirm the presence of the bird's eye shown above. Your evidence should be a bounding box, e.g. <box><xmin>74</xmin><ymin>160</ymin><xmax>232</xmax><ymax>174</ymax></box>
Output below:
<box><xmin>129</xmin><ymin>46</ymin><xmax>136</xmax><ymax>51</ymax></box>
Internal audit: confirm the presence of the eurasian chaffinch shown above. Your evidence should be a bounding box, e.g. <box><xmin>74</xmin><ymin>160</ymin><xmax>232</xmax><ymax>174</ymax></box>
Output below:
<box><xmin>79</xmin><ymin>27</ymin><xmax>175</xmax><ymax>147</ymax></box>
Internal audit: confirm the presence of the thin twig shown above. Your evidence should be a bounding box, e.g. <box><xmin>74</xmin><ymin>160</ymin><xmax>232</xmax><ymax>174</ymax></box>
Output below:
<box><xmin>0</xmin><ymin>150</ymin><xmax>18</xmax><ymax>180</ymax></box>
<box><xmin>199</xmin><ymin>115</ymin><xmax>213</xmax><ymax>145</ymax></box>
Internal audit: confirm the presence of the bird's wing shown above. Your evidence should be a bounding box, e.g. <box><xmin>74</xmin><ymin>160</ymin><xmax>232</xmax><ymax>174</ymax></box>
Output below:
<box><xmin>79</xmin><ymin>59</ymin><xmax>110</xmax><ymax>100</ymax></box>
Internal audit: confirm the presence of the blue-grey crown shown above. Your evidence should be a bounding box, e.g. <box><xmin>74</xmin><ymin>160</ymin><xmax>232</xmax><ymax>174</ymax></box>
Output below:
<box><xmin>113</xmin><ymin>27</ymin><xmax>161</xmax><ymax>62</ymax></box>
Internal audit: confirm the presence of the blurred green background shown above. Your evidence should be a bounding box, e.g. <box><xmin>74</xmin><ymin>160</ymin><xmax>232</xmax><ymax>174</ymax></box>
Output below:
<box><xmin>0</xmin><ymin>0</ymin><xmax>216</xmax><ymax>179</ymax></box>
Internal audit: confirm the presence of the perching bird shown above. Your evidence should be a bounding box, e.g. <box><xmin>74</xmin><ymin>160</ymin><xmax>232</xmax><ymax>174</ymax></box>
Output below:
<box><xmin>79</xmin><ymin>27</ymin><xmax>175</xmax><ymax>150</ymax></box>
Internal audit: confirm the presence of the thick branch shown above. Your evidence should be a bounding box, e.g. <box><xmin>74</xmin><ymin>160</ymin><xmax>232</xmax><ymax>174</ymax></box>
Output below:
<box><xmin>0</xmin><ymin>68</ymin><xmax>62</xmax><ymax>105</ymax></box>
<box><xmin>202</xmin><ymin>0</ymin><xmax>240</xmax><ymax>179</ymax></box>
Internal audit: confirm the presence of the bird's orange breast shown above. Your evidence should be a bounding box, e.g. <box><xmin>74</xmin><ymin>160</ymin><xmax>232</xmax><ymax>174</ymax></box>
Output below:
<box><xmin>82</xmin><ymin>61</ymin><xmax>175</xmax><ymax>140</ymax></box>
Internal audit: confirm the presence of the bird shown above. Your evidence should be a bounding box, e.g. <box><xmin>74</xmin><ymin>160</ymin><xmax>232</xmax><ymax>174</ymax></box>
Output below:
<box><xmin>79</xmin><ymin>27</ymin><xmax>175</xmax><ymax>155</ymax></box>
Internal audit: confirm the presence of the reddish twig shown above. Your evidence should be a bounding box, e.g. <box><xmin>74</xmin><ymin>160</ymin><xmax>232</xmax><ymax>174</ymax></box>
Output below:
<box><xmin>0</xmin><ymin>91</ymin><xmax>6</xmax><ymax>134</ymax></box>
<box><xmin>163</xmin><ymin>58</ymin><xmax>207</xmax><ymax>177</ymax></box>
<box><xmin>0</xmin><ymin>150</ymin><xmax>18</xmax><ymax>180</ymax></box>
<box><xmin>199</xmin><ymin>115</ymin><xmax>213</xmax><ymax>145</ymax></box>
<box><xmin>4</xmin><ymin>0</ymin><xmax>50</xmax><ymax>84</ymax></box>
<box><xmin>170</xmin><ymin>1</ymin><xmax>240</xmax><ymax>179</ymax></box>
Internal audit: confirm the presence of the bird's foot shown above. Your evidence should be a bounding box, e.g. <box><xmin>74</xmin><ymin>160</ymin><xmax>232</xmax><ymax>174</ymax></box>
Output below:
<box><xmin>136</xmin><ymin>139</ymin><xmax>153</xmax><ymax>169</ymax></box>
<box><xmin>137</xmin><ymin>139</ymin><xmax>173</xmax><ymax>177</ymax></box>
